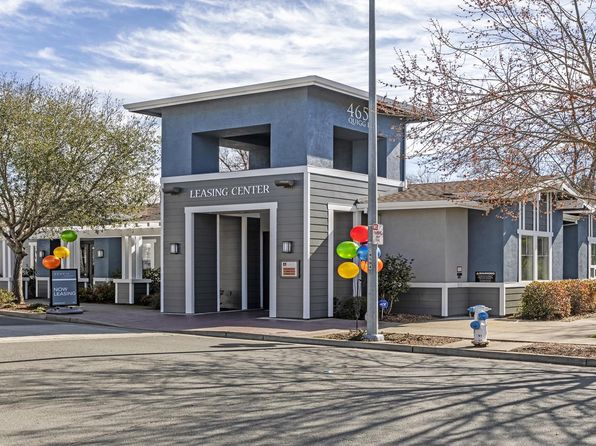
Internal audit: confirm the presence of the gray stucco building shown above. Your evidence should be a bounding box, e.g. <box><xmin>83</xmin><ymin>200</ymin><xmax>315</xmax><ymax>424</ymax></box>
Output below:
<box><xmin>119</xmin><ymin>76</ymin><xmax>595</xmax><ymax>318</ymax></box>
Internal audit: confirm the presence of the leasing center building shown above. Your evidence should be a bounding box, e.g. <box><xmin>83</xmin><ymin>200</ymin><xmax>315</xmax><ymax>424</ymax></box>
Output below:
<box><xmin>124</xmin><ymin>76</ymin><xmax>595</xmax><ymax>319</ymax></box>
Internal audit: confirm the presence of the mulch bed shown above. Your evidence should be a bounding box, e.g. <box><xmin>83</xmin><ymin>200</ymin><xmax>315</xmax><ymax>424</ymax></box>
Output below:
<box><xmin>381</xmin><ymin>313</ymin><xmax>436</xmax><ymax>323</ymax></box>
<box><xmin>513</xmin><ymin>343</ymin><xmax>596</xmax><ymax>358</ymax></box>
<box><xmin>323</xmin><ymin>331</ymin><xmax>462</xmax><ymax>346</ymax></box>
<box><xmin>0</xmin><ymin>304</ymin><xmax>48</xmax><ymax>314</ymax></box>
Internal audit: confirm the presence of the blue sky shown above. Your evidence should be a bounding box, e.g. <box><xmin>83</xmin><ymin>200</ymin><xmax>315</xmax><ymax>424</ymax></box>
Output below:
<box><xmin>0</xmin><ymin>0</ymin><xmax>461</xmax><ymax>103</ymax></box>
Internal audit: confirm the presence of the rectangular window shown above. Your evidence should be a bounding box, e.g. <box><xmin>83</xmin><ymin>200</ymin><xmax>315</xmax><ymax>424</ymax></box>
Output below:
<box><xmin>521</xmin><ymin>235</ymin><xmax>534</xmax><ymax>281</ymax></box>
<box><xmin>537</xmin><ymin>236</ymin><xmax>549</xmax><ymax>280</ymax></box>
<box><xmin>142</xmin><ymin>242</ymin><xmax>154</xmax><ymax>270</ymax></box>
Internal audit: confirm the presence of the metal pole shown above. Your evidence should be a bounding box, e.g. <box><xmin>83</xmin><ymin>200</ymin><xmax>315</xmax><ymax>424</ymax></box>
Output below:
<box><xmin>365</xmin><ymin>0</ymin><xmax>383</xmax><ymax>341</ymax></box>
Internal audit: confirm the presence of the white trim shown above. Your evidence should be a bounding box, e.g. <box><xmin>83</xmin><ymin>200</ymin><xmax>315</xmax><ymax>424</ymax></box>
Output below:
<box><xmin>241</xmin><ymin>216</ymin><xmax>248</xmax><ymax>311</ymax></box>
<box><xmin>162</xmin><ymin>165</ymin><xmax>405</xmax><ymax>189</ymax></box>
<box><xmin>410</xmin><ymin>282</ymin><xmax>504</xmax><ymax>288</ymax></box>
<box><xmin>216</xmin><ymin>215</ymin><xmax>221</xmax><ymax>312</ymax></box>
<box><xmin>499</xmin><ymin>283</ymin><xmax>506</xmax><ymax>316</ymax></box>
<box><xmin>160</xmin><ymin>192</ymin><xmax>164</xmax><ymax>312</ymax></box>
<box><xmin>359</xmin><ymin>200</ymin><xmax>486</xmax><ymax>211</ymax></box>
<box><xmin>184</xmin><ymin>202</ymin><xmax>278</xmax><ymax>317</ymax></box>
<box><xmin>308</xmin><ymin>166</ymin><xmax>404</xmax><ymax>188</ymax></box>
<box><xmin>184</xmin><ymin>211</ymin><xmax>195</xmax><ymax>314</ymax></box>
<box><xmin>327</xmin><ymin>204</ymin><xmax>355</xmax><ymax>318</ymax></box>
<box><xmin>125</xmin><ymin>75</ymin><xmax>378</xmax><ymax>114</ymax></box>
<box><xmin>259</xmin><ymin>227</ymin><xmax>263</xmax><ymax>309</ymax></box>
<box><xmin>302</xmin><ymin>170</ymin><xmax>311</xmax><ymax>319</ymax></box>
<box><xmin>163</xmin><ymin>166</ymin><xmax>306</xmax><ymax>184</ymax></box>
<box><xmin>440</xmin><ymin>285</ymin><xmax>448</xmax><ymax>317</ymax></box>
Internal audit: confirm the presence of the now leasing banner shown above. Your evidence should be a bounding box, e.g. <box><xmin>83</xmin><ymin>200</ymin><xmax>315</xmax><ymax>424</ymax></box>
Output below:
<box><xmin>50</xmin><ymin>269</ymin><xmax>79</xmax><ymax>307</ymax></box>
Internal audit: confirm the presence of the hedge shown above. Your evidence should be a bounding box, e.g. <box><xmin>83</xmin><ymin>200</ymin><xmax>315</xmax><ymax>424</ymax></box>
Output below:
<box><xmin>519</xmin><ymin>279</ymin><xmax>596</xmax><ymax>320</ymax></box>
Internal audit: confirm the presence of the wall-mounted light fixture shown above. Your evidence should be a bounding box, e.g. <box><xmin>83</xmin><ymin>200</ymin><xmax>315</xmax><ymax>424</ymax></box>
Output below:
<box><xmin>170</xmin><ymin>243</ymin><xmax>180</xmax><ymax>254</ymax></box>
<box><xmin>282</xmin><ymin>241</ymin><xmax>293</xmax><ymax>253</ymax></box>
<box><xmin>96</xmin><ymin>249</ymin><xmax>105</xmax><ymax>259</ymax></box>
<box><xmin>163</xmin><ymin>187</ymin><xmax>183</xmax><ymax>195</ymax></box>
<box><xmin>457</xmin><ymin>265</ymin><xmax>463</xmax><ymax>279</ymax></box>
<box><xmin>274</xmin><ymin>180</ymin><xmax>295</xmax><ymax>189</ymax></box>
<box><xmin>38</xmin><ymin>250</ymin><xmax>46</xmax><ymax>259</ymax></box>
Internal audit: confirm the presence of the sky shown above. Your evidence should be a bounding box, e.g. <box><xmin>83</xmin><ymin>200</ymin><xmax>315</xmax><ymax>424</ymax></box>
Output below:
<box><xmin>0</xmin><ymin>0</ymin><xmax>462</xmax><ymax>103</ymax></box>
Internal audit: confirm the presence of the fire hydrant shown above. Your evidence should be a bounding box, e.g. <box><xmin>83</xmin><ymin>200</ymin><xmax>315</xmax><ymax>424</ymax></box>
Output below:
<box><xmin>467</xmin><ymin>304</ymin><xmax>491</xmax><ymax>347</ymax></box>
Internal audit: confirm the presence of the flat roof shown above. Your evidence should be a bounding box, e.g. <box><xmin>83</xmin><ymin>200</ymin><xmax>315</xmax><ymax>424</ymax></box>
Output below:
<box><xmin>123</xmin><ymin>75</ymin><xmax>418</xmax><ymax>118</ymax></box>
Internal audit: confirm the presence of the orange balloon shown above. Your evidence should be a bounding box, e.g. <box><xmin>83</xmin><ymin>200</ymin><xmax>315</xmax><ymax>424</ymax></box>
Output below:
<box><xmin>42</xmin><ymin>255</ymin><xmax>61</xmax><ymax>270</ymax></box>
<box><xmin>360</xmin><ymin>259</ymin><xmax>383</xmax><ymax>274</ymax></box>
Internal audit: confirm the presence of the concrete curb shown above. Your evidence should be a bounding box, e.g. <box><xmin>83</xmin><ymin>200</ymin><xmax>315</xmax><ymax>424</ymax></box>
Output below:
<box><xmin>1</xmin><ymin>310</ymin><xmax>593</xmax><ymax>367</ymax></box>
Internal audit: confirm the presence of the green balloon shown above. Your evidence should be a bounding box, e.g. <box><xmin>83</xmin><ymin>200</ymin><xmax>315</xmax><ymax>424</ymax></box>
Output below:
<box><xmin>60</xmin><ymin>230</ymin><xmax>78</xmax><ymax>243</ymax></box>
<box><xmin>336</xmin><ymin>241</ymin><xmax>358</xmax><ymax>259</ymax></box>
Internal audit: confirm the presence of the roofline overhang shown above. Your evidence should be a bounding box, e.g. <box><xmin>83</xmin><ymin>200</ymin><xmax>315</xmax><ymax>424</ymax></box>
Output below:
<box><xmin>357</xmin><ymin>200</ymin><xmax>488</xmax><ymax>212</ymax></box>
<box><xmin>123</xmin><ymin>75</ymin><xmax>419</xmax><ymax>119</ymax></box>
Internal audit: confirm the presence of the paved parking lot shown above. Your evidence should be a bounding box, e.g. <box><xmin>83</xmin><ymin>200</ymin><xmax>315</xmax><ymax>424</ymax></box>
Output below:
<box><xmin>0</xmin><ymin>315</ymin><xmax>594</xmax><ymax>446</ymax></box>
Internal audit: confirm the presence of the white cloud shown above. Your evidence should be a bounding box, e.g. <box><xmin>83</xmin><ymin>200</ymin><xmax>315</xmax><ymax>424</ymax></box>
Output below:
<box><xmin>3</xmin><ymin>0</ymin><xmax>464</xmax><ymax>102</ymax></box>
<box><xmin>35</xmin><ymin>47</ymin><xmax>63</xmax><ymax>62</ymax></box>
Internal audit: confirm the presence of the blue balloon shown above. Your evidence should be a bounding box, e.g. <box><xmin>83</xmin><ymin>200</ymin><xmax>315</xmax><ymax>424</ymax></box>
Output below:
<box><xmin>356</xmin><ymin>245</ymin><xmax>381</xmax><ymax>261</ymax></box>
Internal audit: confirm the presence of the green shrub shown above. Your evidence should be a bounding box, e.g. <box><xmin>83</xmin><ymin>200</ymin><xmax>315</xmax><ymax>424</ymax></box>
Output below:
<box><xmin>379</xmin><ymin>254</ymin><xmax>414</xmax><ymax>315</ymax></box>
<box><xmin>138</xmin><ymin>293</ymin><xmax>160</xmax><ymax>310</ymax></box>
<box><xmin>142</xmin><ymin>268</ymin><xmax>161</xmax><ymax>295</ymax></box>
<box><xmin>519</xmin><ymin>281</ymin><xmax>571</xmax><ymax>319</ymax></box>
<box><xmin>0</xmin><ymin>289</ymin><xmax>16</xmax><ymax>307</ymax></box>
<box><xmin>79</xmin><ymin>283</ymin><xmax>115</xmax><ymax>304</ymax></box>
<box><xmin>334</xmin><ymin>296</ymin><xmax>366</xmax><ymax>320</ymax></box>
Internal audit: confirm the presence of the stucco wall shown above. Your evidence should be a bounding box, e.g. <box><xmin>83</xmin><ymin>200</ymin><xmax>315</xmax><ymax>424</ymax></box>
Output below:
<box><xmin>468</xmin><ymin>209</ymin><xmax>504</xmax><ymax>282</ymax></box>
<box><xmin>380</xmin><ymin>208</ymin><xmax>468</xmax><ymax>283</ymax></box>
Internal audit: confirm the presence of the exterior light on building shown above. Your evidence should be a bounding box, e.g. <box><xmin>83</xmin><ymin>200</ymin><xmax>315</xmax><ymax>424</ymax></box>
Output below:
<box><xmin>38</xmin><ymin>250</ymin><xmax>46</xmax><ymax>259</ymax></box>
<box><xmin>457</xmin><ymin>265</ymin><xmax>463</xmax><ymax>279</ymax></box>
<box><xmin>170</xmin><ymin>243</ymin><xmax>180</xmax><ymax>254</ymax></box>
<box><xmin>282</xmin><ymin>241</ymin><xmax>293</xmax><ymax>253</ymax></box>
<box><xmin>96</xmin><ymin>249</ymin><xmax>105</xmax><ymax>259</ymax></box>
<box><xmin>274</xmin><ymin>180</ymin><xmax>295</xmax><ymax>188</ymax></box>
<box><xmin>163</xmin><ymin>186</ymin><xmax>182</xmax><ymax>195</ymax></box>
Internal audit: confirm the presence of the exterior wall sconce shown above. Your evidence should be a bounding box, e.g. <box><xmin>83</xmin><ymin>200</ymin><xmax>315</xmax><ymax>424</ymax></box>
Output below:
<box><xmin>457</xmin><ymin>265</ymin><xmax>463</xmax><ymax>279</ymax></box>
<box><xmin>96</xmin><ymin>249</ymin><xmax>105</xmax><ymax>259</ymax></box>
<box><xmin>274</xmin><ymin>180</ymin><xmax>295</xmax><ymax>188</ymax></box>
<box><xmin>163</xmin><ymin>187</ymin><xmax>182</xmax><ymax>195</ymax></box>
<box><xmin>282</xmin><ymin>241</ymin><xmax>293</xmax><ymax>253</ymax></box>
<box><xmin>38</xmin><ymin>250</ymin><xmax>46</xmax><ymax>259</ymax></box>
<box><xmin>170</xmin><ymin>243</ymin><xmax>180</xmax><ymax>254</ymax></box>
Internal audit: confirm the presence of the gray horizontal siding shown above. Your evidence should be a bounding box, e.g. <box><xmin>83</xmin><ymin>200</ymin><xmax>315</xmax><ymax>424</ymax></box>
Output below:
<box><xmin>394</xmin><ymin>288</ymin><xmax>442</xmax><ymax>316</ymax></box>
<box><xmin>163</xmin><ymin>173</ymin><xmax>304</xmax><ymax>317</ymax></box>
<box><xmin>309</xmin><ymin>172</ymin><xmax>400</xmax><ymax>318</ymax></box>
<box><xmin>115</xmin><ymin>283</ymin><xmax>129</xmax><ymax>304</ymax></box>
<box><xmin>505</xmin><ymin>286</ymin><xmax>526</xmax><ymax>315</ymax></box>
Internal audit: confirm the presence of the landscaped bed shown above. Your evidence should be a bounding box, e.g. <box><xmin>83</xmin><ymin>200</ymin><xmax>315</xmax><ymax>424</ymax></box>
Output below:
<box><xmin>0</xmin><ymin>303</ymin><xmax>48</xmax><ymax>314</ymax></box>
<box><xmin>512</xmin><ymin>343</ymin><xmax>596</xmax><ymax>358</ymax></box>
<box><xmin>323</xmin><ymin>331</ymin><xmax>462</xmax><ymax>346</ymax></box>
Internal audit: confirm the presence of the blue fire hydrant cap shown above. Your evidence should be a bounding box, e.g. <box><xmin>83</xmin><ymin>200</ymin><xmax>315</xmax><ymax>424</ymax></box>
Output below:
<box><xmin>470</xmin><ymin>320</ymin><xmax>481</xmax><ymax>330</ymax></box>
<box><xmin>478</xmin><ymin>311</ymin><xmax>489</xmax><ymax>320</ymax></box>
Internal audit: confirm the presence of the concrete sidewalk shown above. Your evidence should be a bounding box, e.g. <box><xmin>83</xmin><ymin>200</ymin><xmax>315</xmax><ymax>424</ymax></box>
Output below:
<box><xmin>16</xmin><ymin>301</ymin><xmax>596</xmax><ymax>345</ymax></box>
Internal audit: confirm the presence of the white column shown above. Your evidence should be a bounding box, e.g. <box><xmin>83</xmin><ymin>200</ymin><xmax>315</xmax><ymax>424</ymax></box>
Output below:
<box><xmin>441</xmin><ymin>285</ymin><xmax>449</xmax><ymax>317</ymax></box>
<box><xmin>1</xmin><ymin>239</ymin><xmax>7</xmax><ymax>279</ymax></box>
<box><xmin>132</xmin><ymin>236</ymin><xmax>143</xmax><ymax>279</ymax></box>
<box><xmin>216</xmin><ymin>215</ymin><xmax>221</xmax><ymax>312</ymax></box>
<box><xmin>121</xmin><ymin>236</ymin><xmax>129</xmax><ymax>279</ymax></box>
<box><xmin>241</xmin><ymin>216</ymin><xmax>248</xmax><ymax>310</ymax></box>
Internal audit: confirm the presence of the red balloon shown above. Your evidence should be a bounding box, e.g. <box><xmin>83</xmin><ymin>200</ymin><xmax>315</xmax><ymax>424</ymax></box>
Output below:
<box><xmin>42</xmin><ymin>255</ymin><xmax>61</xmax><ymax>270</ymax></box>
<box><xmin>350</xmin><ymin>225</ymin><xmax>368</xmax><ymax>243</ymax></box>
<box><xmin>360</xmin><ymin>259</ymin><xmax>384</xmax><ymax>274</ymax></box>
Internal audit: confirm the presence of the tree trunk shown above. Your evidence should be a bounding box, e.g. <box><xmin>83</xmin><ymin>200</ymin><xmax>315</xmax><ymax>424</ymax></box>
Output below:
<box><xmin>12</xmin><ymin>252</ymin><xmax>26</xmax><ymax>305</ymax></box>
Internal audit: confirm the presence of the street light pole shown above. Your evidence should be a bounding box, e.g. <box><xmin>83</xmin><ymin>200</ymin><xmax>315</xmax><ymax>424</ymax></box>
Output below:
<box><xmin>365</xmin><ymin>0</ymin><xmax>383</xmax><ymax>341</ymax></box>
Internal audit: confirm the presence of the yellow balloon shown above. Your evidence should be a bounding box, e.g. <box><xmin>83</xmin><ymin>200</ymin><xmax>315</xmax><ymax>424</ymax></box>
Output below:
<box><xmin>53</xmin><ymin>246</ymin><xmax>70</xmax><ymax>259</ymax></box>
<box><xmin>337</xmin><ymin>261</ymin><xmax>359</xmax><ymax>279</ymax></box>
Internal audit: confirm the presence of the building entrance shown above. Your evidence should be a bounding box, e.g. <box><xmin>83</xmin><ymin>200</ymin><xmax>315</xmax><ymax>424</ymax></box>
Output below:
<box><xmin>187</xmin><ymin>203</ymin><xmax>277</xmax><ymax>316</ymax></box>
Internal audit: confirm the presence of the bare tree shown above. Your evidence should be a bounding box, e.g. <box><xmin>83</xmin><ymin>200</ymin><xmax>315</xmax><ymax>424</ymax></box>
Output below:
<box><xmin>219</xmin><ymin>147</ymin><xmax>249</xmax><ymax>172</ymax></box>
<box><xmin>393</xmin><ymin>0</ymin><xmax>595</xmax><ymax>201</ymax></box>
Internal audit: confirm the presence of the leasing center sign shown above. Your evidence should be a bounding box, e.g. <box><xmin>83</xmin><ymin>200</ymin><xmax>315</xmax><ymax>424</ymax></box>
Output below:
<box><xmin>189</xmin><ymin>184</ymin><xmax>271</xmax><ymax>199</ymax></box>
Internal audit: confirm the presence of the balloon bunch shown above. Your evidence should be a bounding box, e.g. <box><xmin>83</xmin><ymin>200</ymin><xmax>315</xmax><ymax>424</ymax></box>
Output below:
<box><xmin>41</xmin><ymin>230</ymin><xmax>78</xmax><ymax>270</ymax></box>
<box><xmin>336</xmin><ymin>225</ymin><xmax>383</xmax><ymax>280</ymax></box>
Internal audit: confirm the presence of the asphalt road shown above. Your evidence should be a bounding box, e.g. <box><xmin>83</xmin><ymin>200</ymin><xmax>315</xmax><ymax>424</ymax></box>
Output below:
<box><xmin>0</xmin><ymin>315</ymin><xmax>594</xmax><ymax>446</ymax></box>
